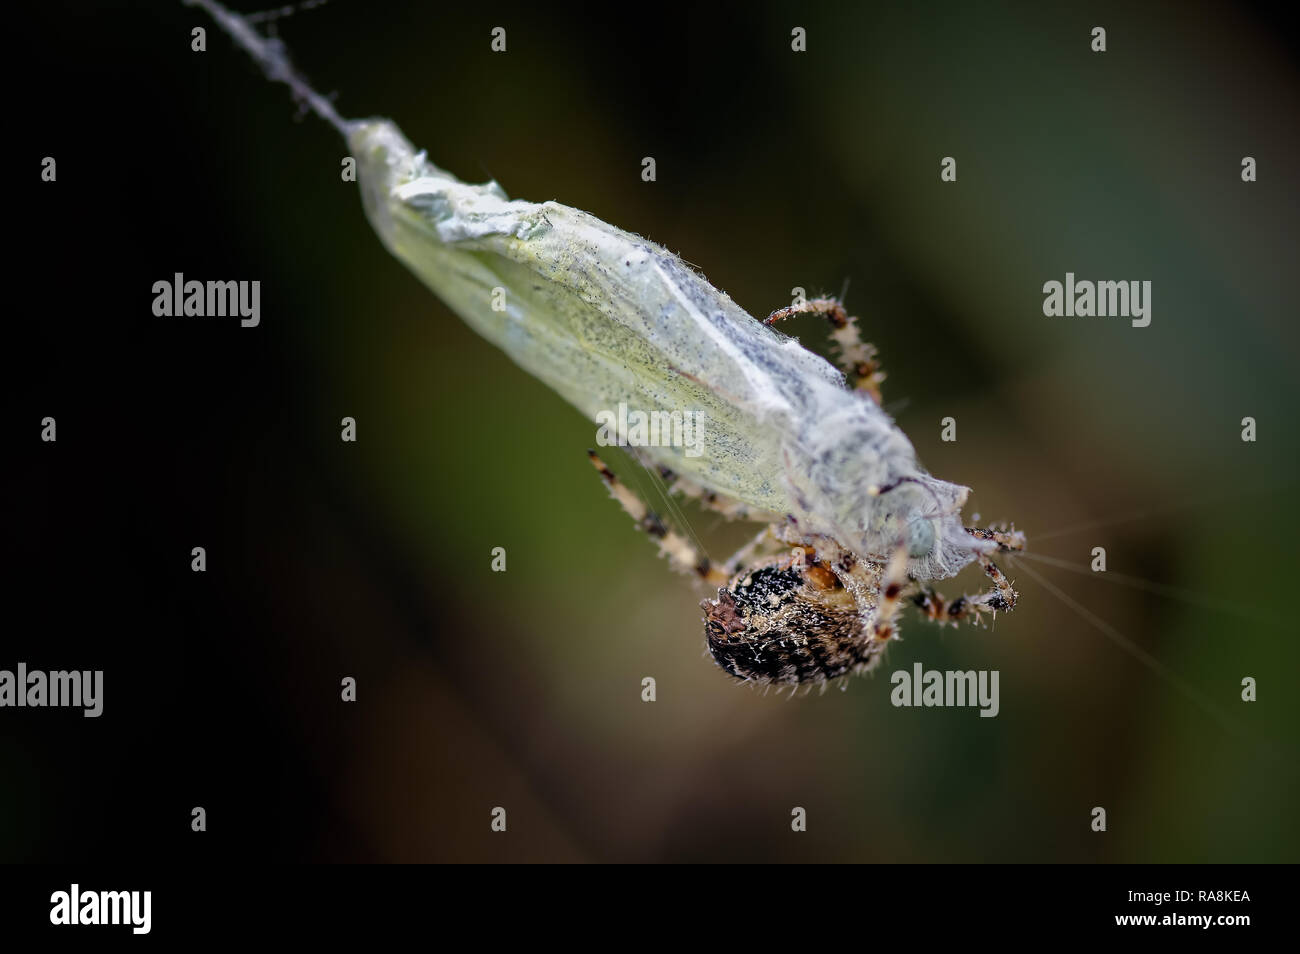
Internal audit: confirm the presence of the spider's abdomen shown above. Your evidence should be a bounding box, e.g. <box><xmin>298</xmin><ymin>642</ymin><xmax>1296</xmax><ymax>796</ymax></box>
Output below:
<box><xmin>701</xmin><ymin>561</ymin><xmax>886</xmax><ymax>686</ymax></box>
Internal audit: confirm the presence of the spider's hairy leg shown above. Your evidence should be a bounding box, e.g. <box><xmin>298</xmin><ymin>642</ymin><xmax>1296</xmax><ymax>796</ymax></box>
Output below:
<box><xmin>763</xmin><ymin>296</ymin><xmax>886</xmax><ymax>404</ymax></box>
<box><xmin>587</xmin><ymin>450</ymin><xmax>728</xmax><ymax>585</ymax></box>
<box><xmin>966</xmin><ymin>526</ymin><xmax>1027</xmax><ymax>554</ymax></box>
<box><xmin>912</xmin><ymin>553</ymin><xmax>1019</xmax><ymax>625</ymax></box>
<box><xmin>771</xmin><ymin>522</ymin><xmax>887</xmax><ymax>613</ymax></box>
<box><xmin>633</xmin><ymin>451</ymin><xmax>766</xmax><ymax>522</ymax></box>
<box><xmin>871</xmin><ymin>545</ymin><xmax>912</xmax><ymax>643</ymax></box>
<box><xmin>961</xmin><ymin>525</ymin><xmax>1024</xmax><ymax>613</ymax></box>
<box><xmin>718</xmin><ymin>525</ymin><xmax>782</xmax><ymax>579</ymax></box>
<box><xmin>773</xmin><ymin>521</ymin><xmax>912</xmax><ymax>644</ymax></box>
<box><xmin>976</xmin><ymin>554</ymin><xmax>1018</xmax><ymax>612</ymax></box>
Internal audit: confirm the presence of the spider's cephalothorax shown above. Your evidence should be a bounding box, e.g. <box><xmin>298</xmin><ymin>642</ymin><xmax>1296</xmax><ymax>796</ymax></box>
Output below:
<box><xmin>703</xmin><ymin>553</ymin><xmax>887</xmax><ymax>685</ymax></box>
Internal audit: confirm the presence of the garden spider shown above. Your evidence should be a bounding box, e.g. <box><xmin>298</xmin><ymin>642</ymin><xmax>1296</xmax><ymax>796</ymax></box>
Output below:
<box><xmin>588</xmin><ymin>297</ymin><xmax>1024</xmax><ymax>687</ymax></box>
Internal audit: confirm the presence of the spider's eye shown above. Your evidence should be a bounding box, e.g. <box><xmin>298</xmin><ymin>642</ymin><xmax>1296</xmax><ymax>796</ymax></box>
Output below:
<box><xmin>905</xmin><ymin>516</ymin><xmax>937</xmax><ymax>558</ymax></box>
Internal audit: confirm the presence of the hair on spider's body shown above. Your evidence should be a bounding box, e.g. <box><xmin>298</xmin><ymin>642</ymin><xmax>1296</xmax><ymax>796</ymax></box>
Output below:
<box><xmin>703</xmin><ymin>550</ymin><xmax>886</xmax><ymax>686</ymax></box>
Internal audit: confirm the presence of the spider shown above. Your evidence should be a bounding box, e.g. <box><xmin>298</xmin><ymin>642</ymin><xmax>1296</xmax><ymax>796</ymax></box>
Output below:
<box><xmin>588</xmin><ymin>297</ymin><xmax>1025</xmax><ymax>687</ymax></box>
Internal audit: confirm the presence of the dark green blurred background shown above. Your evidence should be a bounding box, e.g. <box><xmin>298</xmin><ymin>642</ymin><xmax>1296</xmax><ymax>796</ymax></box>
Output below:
<box><xmin>8</xmin><ymin>0</ymin><xmax>1298</xmax><ymax>862</ymax></box>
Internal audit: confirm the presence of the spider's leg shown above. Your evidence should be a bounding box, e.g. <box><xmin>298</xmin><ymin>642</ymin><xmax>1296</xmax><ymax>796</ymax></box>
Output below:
<box><xmin>870</xmin><ymin>544</ymin><xmax>912</xmax><ymax>644</ymax></box>
<box><xmin>966</xmin><ymin>526</ymin><xmax>1027</xmax><ymax>554</ymax></box>
<box><xmin>770</xmin><ymin>524</ymin><xmax>890</xmax><ymax>614</ymax></box>
<box><xmin>587</xmin><ymin>450</ymin><xmax>728</xmax><ymax>585</ymax></box>
<box><xmin>764</xmin><ymin>296</ymin><xmax>886</xmax><ymax>404</ymax></box>
<box><xmin>976</xmin><ymin>554</ymin><xmax>1018</xmax><ymax>612</ymax></box>
<box><xmin>911</xmin><ymin>554</ymin><xmax>1019</xmax><ymax>625</ymax></box>
<box><xmin>717</xmin><ymin>525</ymin><xmax>782</xmax><ymax>579</ymax></box>
<box><xmin>633</xmin><ymin>450</ymin><xmax>769</xmax><ymax>522</ymax></box>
